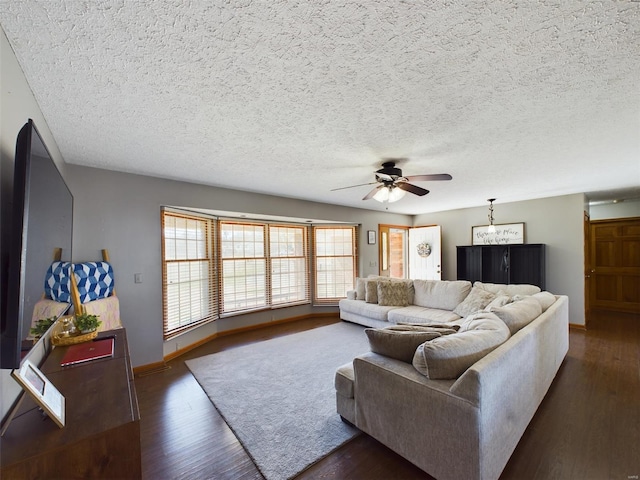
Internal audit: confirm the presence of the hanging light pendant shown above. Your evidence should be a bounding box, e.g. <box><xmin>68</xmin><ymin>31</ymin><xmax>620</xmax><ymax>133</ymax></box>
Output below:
<box><xmin>487</xmin><ymin>198</ymin><xmax>496</xmax><ymax>233</ymax></box>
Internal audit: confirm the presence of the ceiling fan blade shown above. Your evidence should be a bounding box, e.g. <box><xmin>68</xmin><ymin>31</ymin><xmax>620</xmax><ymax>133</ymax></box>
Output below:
<box><xmin>330</xmin><ymin>181</ymin><xmax>378</xmax><ymax>192</ymax></box>
<box><xmin>363</xmin><ymin>185</ymin><xmax>383</xmax><ymax>200</ymax></box>
<box><xmin>404</xmin><ymin>174</ymin><xmax>452</xmax><ymax>182</ymax></box>
<box><xmin>397</xmin><ymin>182</ymin><xmax>429</xmax><ymax>196</ymax></box>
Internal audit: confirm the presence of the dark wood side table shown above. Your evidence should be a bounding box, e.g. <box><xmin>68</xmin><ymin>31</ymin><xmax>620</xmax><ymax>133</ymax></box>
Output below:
<box><xmin>0</xmin><ymin>328</ymin><xmax>141</xmax><ymax>478</ymax></box>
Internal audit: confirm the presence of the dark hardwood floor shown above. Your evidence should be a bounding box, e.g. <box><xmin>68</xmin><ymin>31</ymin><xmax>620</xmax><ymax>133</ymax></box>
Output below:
<box><xmin>134</xmin><ymin>311</ymin><xmax>640</xmax><ymax>480</ymax></box>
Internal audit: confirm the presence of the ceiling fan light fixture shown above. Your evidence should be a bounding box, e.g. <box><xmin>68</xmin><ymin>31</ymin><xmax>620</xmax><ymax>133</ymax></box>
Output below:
<box><xmin>373</xmin><ymin>186</ymin><xmax>390</xmax><ymax>202</ymax></box>
<box><xmin>374</xmin><ymin>185</ymin><xmax>406</xmax><ymax>203</ymax></box>
<box><xmin>388</xmin><ymin>186</ymin><xmax>406</xmax><ymax>202</ymax></box>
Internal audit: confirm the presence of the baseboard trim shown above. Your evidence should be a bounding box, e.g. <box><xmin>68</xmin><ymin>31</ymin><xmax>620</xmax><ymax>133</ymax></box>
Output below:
<box><xmin>569</xmin><ymin>323</ymin><xmax>587</xmax><ymax>330</ymax></box>
<box><xmin>162</xmin><ymin>312</ymin><xmax>340</xmax><ymax>364</ymax></box>
<box><xmin>133</xmin><ymin>360</ymin><xmax>170</xmax><ymax>376</ymax></box>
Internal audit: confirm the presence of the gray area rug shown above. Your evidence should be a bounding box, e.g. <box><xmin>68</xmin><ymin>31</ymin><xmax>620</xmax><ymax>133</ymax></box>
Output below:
<box><xmin>185</xmin><ymin>321</ymin><xmax>370</xmax><ymax>480</ymax></box>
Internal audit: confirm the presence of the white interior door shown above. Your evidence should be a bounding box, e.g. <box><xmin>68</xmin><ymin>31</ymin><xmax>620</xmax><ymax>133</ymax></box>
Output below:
<box><xmin>409</xmin><ymin>226</ymin><xmax>442</xmax><ymax>280</ymax></box>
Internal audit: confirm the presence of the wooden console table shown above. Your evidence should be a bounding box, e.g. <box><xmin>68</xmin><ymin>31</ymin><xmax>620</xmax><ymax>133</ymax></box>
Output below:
<box><xmin>1</xmin><ymin>328</ymin><xmax>141</xmax><ymax>478</ymax></box>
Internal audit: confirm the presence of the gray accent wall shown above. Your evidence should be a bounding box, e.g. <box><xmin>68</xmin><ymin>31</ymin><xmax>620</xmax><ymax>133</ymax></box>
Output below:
<box><xmin>66</xmin><ymin>164</ymin><xmax>412</xmax><ymax>367</ymax></box>
<box><xmin>413</xmin><ymin>194</ymin><xmax>587</xmax><ymax>327</ymax></box>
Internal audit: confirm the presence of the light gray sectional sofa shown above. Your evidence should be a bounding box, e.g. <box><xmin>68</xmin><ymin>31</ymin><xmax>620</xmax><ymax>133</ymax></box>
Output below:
<box><xmin>335</xmin><ymin>278</ymin><xmax>569</xmax><ymax>480</ymax></box>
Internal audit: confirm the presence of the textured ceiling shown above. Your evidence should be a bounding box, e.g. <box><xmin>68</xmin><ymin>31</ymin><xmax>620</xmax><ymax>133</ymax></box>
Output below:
<box><xmin>1</xmin><ymin>1</ymin><xmax>639</xmax><ymax>215</ymax></box>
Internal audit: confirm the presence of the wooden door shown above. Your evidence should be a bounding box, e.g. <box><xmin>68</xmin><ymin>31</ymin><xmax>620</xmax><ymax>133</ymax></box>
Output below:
<box><xmin>589</xmin><ymin>217</ymin><xmax>640</xmax><ymax>314</ymax></box>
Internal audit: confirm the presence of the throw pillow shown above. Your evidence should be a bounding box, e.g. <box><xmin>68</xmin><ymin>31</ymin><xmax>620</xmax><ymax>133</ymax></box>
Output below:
<box><xmin>365</xmin><ymin>279</ymin><xmax>379</xmax><ymax>303</ymax></box>
<box><xmin>488</xmin><ymin>296</ymin><xmax>543</xmax><ymax>334</ymax></box>
<box><xmin>412</xmin><ymin>312</ymin><xmax>510</xmax><ymax>379</ymax></box>
<box><xmin>453</xmin><ymin>286</ymin><xmax>497</xmax><ymax>317</ymax></box>
<box><xmin>366</xmin><ymin>325</ymin><xmax>458</xmax><ymax>363</ymax></box>
<box><xmin>484</xmin><ymin>291</ymin><xmax>512</xmax><ymax>310</ymax></box>
<box><xmin>355</xmin><ymin>277</ymin><xmax>367</xmax><ymax>300</ymax></box>
<box><xmin>377</xmin><ymin>281</ymin><xmax>409</xmax><ymax>306</ymax></box>
<box><xmin>511</xmin><ymin>291</ymin><xmax>556</xmax><ymax>311</ymax></box>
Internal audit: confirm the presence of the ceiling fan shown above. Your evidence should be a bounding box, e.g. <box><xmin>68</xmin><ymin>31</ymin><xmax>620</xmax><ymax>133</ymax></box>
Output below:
<box><xmin>332</xmin><ymin>160</ymin><xmax>452</xmax><ymax>203</ymax></box>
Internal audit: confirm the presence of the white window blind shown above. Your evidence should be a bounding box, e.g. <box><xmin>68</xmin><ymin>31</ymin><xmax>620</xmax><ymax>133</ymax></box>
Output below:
<box><xmin>162</xmin><ymin>211</ymin><xmax>217</xmax><ymax>339</ymax></box>
<box><xmin>269</xmin><ymin>225</ymin><xmax>309</xmax><ymax>305</ymax></box>
<box><xmin>220</xmin><ymin>222</ymin><xmax>267</xmax><ymax>313</ymax></box>
<box><xmin>313</xmin><ymin>226</ymin><xmax>357</xmax><ymax>305</ymax></box>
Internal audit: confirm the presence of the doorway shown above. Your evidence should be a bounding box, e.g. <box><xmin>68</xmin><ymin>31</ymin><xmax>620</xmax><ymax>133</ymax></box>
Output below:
<box><xmin>588</xmin><ymin>217</ymin><xmax>640</xmax><ymax>315</ymax></box>
<box><xmin>378</xmin><ymin>225</ymin><xmax>442</xmax><ymax>280</ymax></box>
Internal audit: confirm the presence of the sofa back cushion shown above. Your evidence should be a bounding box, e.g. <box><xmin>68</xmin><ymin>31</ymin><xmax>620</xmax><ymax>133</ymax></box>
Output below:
<box><xmin>474</xmin><ymin>281</ymin><xmax>540</xmax><ymax>296</ymax></box>
<box><xmin>413</xmin><ymin>280</ymin><xmax>471</xmax><ymax>310</ymax></box>
<box><xmin>412</xmin><ymin>312</ymin><xmax>510</xmax><ymax>379</ymax></box>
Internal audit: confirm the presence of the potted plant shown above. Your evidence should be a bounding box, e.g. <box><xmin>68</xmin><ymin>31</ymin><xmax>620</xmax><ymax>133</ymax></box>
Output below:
<box><xmin>30</xmin><ymin>316</ymin><xmax>56</xmax><ymax>339</ymax></box>
<box><xmin>74</xmin><ymin>313</ymin><xmax>101</xmax><ymax>334</ymax></box>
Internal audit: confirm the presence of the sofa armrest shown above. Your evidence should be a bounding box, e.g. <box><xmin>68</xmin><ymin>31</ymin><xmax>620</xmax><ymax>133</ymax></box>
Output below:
<box><xmin>353</xmin><ymin>352</ymin><xmax>480</xmax><ymax>480</ymax></box>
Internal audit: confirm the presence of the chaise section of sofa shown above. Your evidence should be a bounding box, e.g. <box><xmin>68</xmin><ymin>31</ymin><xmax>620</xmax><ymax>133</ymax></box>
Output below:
<box><xmin>336</xmin><ymin>291</ymin><xmax>569</xmax><ymax>480</ymax></box>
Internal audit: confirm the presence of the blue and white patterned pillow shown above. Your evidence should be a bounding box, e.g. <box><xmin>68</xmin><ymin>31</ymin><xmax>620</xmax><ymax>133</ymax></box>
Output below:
<box><xmin>73</xmin><ymin>261</ymin><xmax>115</xmax><ymax>304</ymax></box>
<box><xmin>44</xmin><ymin>261</ymin><xmax>72</xmax><ymax>303</ymax></box>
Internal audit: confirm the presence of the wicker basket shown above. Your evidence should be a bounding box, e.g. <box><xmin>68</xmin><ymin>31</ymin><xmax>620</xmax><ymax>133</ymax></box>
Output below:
<box><xmin>51</xmin><ymin>330</ymin><xmax>97</xmax><ymax>346</ymax></box>
<box><xmin>50</xmin><ymin>316</ymin><xmax>98</xmax><ymax>346</ymax></box>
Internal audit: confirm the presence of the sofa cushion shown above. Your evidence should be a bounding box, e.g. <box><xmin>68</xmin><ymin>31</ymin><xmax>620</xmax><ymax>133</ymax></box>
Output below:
<box><xmin>377</xmin><ymin>281</ymin><xmax>410</xmax><ymax>306</ymax></box>
<box><xmin>412</xmin><ymin>312</ymin><xmax>510</xmax><ymax>379</ymax></box>
<box><xmin>366</xmin><ymin>325</ymin><xmax>458</xmax><ymax>363</ymax></box>
<box><xmin>413</xmin><ymin>280</ymin><xmax>472</xmax><ymax>310</ymax></box>
<box><xmin>338</xmin><ymin>298</ymin><xmax>400</xmax><ymax>321</ymax></box>
<box><xmin>453</xmin><ymin>286</ymin><xmax>497</xmax><ymax>317</ymax></box>
<box><xmin>474</xmin><ymin>281</ymin><xmax>541</xmax><ymax>296</ymax></box>
<box><xmin>388</xmin><ymin>306</ymin><xmax>462</xmax><ymax>325</ymax></box>
<box><xmin>488</xmin><ymin>296</ymin><xmax>543</xmax><ymax>334</ymax></box>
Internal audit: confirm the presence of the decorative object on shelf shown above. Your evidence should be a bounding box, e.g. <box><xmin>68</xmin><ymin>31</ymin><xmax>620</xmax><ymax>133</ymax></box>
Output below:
<box><xmin>50</xmin><ymin>315</ymin><xmax>100</xmax><ymax>346</ymax></box>
<box><xmin>416</xmin><ymin>242</ymin><xmax>432</xmax><ymax>258</ymax></box>
<box><xmin>368</xmin><ymin>230</ymin><xmax>376</xmax><ymax>245</ymax></box>
<box><xmin>487</xmin><ymin>198</ymin><xmax>496</xmax><ymax>233</ymax></box>
<box><xmin>74</xmin><ymin>313</ymin><xmax>101</xmax><ymax>334</ymax></box>
<box><xmin>29</xmin><ymin>317</ymin><xmax>56</xmax><ymax>339</ymax></box>
<box><xmin>471</xmin><ymin>223</ymin><xmax>525</xmax><ymax>245</ymax></box>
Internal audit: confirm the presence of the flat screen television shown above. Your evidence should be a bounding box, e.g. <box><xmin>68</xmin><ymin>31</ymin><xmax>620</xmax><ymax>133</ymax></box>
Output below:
<box><xmin>1</xmin><ymin>119</ymin><xmax>73</xmax><ymax>369</ymax></box>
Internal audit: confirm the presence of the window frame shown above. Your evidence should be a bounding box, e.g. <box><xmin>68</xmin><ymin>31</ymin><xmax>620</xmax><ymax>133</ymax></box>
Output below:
<box><xmin>312</xmin><ymin>225</ymin><xmax>358</xmax><ymax>305</ymax></box>
<box><xmin>161</xmin><ymin>210</ymin><xmax>218</xmax><ymax>340</ymax></box>
<box><xmin>162</xmin><ymin>209</ymin><xmax>324</xmax><ymax>339</ymax></box>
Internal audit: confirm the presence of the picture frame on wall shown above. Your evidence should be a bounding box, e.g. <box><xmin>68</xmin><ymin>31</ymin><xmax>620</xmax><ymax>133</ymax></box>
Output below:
<box><xmin>367</xmin><ymin>230</ymin><xmax>376</xmax><ymax>245</ymax></box>
<box><xmin>472</xmin><ymin>223</ymin><xmax>525</xmax><ymax>245</ymax></box>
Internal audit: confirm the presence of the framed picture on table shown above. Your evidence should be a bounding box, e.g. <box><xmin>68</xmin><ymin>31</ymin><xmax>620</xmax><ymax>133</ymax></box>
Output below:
<box><xmin>11</xmin><ymin>359</ymin><xmax>65</xmax><ymax>428</ymax></box>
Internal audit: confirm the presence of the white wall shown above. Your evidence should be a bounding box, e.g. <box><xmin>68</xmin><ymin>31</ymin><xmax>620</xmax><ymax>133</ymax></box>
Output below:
<box><xmin>65</xmin><ymin>165</ymin><xmax>412</xmax><ymax>367</ymax></box>
<box><xmin>589</xmin><ymin>199</ymin><xmax>640</xmax><ymax>220</ymax></box>
<box><xmin>413</xmin><ymin>194</ymin><xmax>587</xmax><ymax>327</ymax></box>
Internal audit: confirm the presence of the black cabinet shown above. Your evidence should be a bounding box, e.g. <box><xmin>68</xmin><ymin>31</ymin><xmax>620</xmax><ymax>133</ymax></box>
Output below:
<box><xmin>456</xmin><ymin>244</ymin><xmax>545</xmax><ymax>289</ymax></box>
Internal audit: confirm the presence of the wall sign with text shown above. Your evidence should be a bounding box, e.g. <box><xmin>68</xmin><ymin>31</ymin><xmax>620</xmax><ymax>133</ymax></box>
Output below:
<box><xmin>472</xmin><ymin>223</ymin><xmax>525</xmax><ymax>245</ymax></box>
